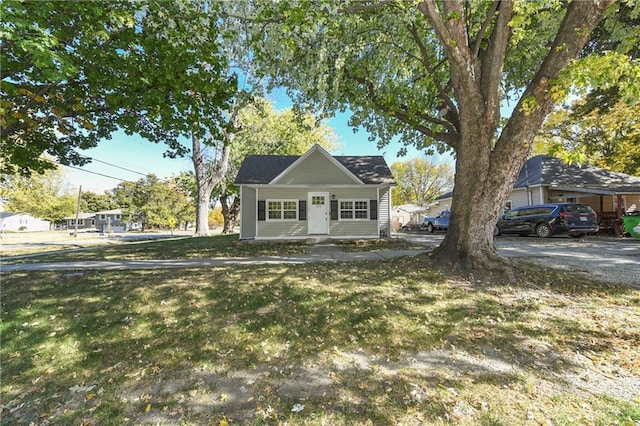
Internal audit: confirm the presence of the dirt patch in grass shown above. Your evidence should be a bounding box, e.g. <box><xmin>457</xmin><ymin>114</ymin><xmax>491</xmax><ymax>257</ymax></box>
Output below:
<box><xmin>2</xmin><ymin>258</ymin><xmax>639</xmax><ymax>425</ymax></box>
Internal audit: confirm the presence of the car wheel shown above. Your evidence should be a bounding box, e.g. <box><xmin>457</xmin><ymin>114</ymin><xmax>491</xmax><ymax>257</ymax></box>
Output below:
<box><xmin>493</xmin><ymin>226</ymin><xmax>501</xmax><ymax>236</ymax></box>
<box><xmin>535</xmin><ymin>223</ymin><xmax>552</xmax><ymax>238</ymax></box>
<box><xmin>427</xmin><ymin>223</ymin><xmax>434</xmax><ymax>233</ymax></box>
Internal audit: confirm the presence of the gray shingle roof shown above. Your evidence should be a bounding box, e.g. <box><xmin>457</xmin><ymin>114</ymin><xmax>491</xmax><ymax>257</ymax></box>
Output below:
<box><xmin>438</xmin><ymin>155</ymin><xmax>640</xmax><ymax>200</ymax></box>
<box><xmin>515</xmin><ymin>155</ymin><xmax>640</xmax><ymax>193</ymax></box>
<box><xmin>235</xmin><ymin>154</ymin><xmax>395</xmax><ymax>185</ymax></box>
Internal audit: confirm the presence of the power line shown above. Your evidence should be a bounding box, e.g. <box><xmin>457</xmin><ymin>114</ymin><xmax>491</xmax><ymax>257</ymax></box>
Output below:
<box><xmin>80</xmin><ymin>156</ymin><xmax>148</xmax><ymax>177</ymax></box>
<box><xmin>56</xmin><ymin>162</ymin><xmax>127</xmax><ymax>182</ymax></box>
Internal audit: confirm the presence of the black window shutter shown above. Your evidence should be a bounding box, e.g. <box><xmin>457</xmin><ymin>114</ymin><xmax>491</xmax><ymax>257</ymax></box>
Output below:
<box><xmin>330</xmin><ymin>200</ymin><xmax>338</xmax><ymax>220</ymax></box>
<box><xmin>370</xmin><ymin>200</ymin><xmax>378</xmax><ymax>220</ymax></box>
<box><xmin>299</xmin><ymin>200</ymin><xmax>306</xmax><ymax>221</ymax></box>
<box><xmin>258</xmin><ymin>200</ymin><xmax>266</xmax><ymax>221</ymax></box>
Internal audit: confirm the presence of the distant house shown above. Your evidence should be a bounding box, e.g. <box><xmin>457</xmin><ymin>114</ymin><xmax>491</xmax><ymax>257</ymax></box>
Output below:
<box><xmin>391</xmin><ymin>204</ymin><xmax>430</xmax><ymax>229</ymax></box>
<box><xmin>0</xmin><ymin>212</ymin><xmax>50</xmax><ymax>232</ymax></box>
<box><xmin>61</xmin><ymin>209</ymin><xmax>134</xmax><ymax>233</ymax></box>
<box><xmin>62</xmin><ymin>212</ymin><xmax>96</xmax><ymax>231</ymax></box>
<box><xmin>94</xmin><ymin>209</ymin><xmax>126</xmax><ymax>233</ymax></box>
<box><xmin>435</xmin><ymin>155</ymin><xmax>640</xmax><ymax>225</ymax></box>
<box><xmin>234</xmin><ymin>144</ymin><xmax>396</xmax><ymax>240</ymax></box>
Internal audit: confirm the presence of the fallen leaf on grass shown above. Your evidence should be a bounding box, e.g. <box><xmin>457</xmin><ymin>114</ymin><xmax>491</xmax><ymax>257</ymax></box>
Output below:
<box><xmin>291</xmin><ymin>403</ymin><xmax>304</xmax><ymax>413</ymax></box>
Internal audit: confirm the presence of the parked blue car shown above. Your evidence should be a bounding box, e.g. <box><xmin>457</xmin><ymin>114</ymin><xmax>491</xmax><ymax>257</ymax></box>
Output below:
<box><xmin>422</xmin><ymin>211</ymin><xmax>450</xmax><ymax>233</ymax></box>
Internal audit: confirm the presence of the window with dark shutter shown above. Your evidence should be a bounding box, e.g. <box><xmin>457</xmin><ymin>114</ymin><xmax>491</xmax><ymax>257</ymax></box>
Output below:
<box><xmin>330</xmin><ymin>200</ymin><xmax>338</xmax><ymax>220</ymax></box>
<box><xmin>370</xmin><ymin>200</ymin><xmax>378</xmax><ymax>220</ymax></box>
<box><xmin>299</xmin><ymin>200</ymin><xmax>306</xmax><ymax>221</ymax></box>
<box><xmin>258</xmin><ymin>200</ymin><xmax>266</xmax><ymax>221</ymax></box>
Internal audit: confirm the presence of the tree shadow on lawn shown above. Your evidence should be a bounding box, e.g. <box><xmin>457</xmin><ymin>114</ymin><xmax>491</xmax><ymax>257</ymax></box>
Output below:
<box><xmin>1</xmin><ymin>258</ymin><xmax>638</xmax><ymax>424</ymax></box>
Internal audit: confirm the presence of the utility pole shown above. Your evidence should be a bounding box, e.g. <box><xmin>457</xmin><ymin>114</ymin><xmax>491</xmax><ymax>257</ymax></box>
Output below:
<box><xmin>74</xmin><ymin>185</ymin><xmax>82</xmax><ymax>238</ymax></box>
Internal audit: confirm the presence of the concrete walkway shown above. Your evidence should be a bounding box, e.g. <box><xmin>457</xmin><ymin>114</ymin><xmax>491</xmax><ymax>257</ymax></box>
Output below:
<box><xmin>1</xmin><ymin>244</ymin><xmax>428</xmax><ymax>273</ymax></box>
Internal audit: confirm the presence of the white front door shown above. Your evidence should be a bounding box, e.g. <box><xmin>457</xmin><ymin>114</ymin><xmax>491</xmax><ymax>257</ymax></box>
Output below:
<box><xmin>307</xmin><ymin>192</ymin><xmax>329</xmax><ymax>234</ymax></box>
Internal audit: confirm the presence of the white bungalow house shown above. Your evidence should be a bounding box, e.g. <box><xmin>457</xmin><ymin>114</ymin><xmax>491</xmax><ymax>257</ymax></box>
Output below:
<box><xmin>234</xmin><ymin>144</ymin><xmax>396</xmax><ymax>240</ymax></box>
<box><xmin>0</xmin><ymin>212</ymin><xmax>50</xmax><ymax>232</ymax></box>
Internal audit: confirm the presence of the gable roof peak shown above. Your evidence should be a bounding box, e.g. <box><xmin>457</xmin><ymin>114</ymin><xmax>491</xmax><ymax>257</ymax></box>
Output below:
<box><xmin>270</xmin><ymin>144</ymin><xmax>364</xmax><ymax>185</ymax></box>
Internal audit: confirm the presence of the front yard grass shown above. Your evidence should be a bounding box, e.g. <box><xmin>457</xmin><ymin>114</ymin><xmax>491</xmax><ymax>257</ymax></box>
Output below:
<box><xmin>1</xmin><ymin>234</ymin><xmax>424</xmax><ymax>265</ymax></box>
<box><xmin>2</xmin><ymin>250</ymin><xmax>639</xmax><ymax>425</ymax></box>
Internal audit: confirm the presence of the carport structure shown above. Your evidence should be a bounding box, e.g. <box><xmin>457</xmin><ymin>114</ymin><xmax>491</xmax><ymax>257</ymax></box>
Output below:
<box><xmin>435</xmin><ymin>156</ymin><xmax>640</xmax><ymax>235</ymax></box>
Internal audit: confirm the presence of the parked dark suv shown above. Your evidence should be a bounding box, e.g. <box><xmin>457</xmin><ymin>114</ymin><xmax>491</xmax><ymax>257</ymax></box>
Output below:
<box><xmin>495</xmin><ymin>203</ymin><xmax>599</xmax><ymax>238</ymax></box>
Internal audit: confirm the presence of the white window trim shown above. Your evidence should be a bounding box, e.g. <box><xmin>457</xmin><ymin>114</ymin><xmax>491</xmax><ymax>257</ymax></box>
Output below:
<box><xmin>266</xmin><ymin>199</ymin><xmax>298</xmax><ymax>221</ymax></box>
<box><xmin>339</xmin><ymin>199</ymin><xmax>369</xmax><ymax>221</ymax></box>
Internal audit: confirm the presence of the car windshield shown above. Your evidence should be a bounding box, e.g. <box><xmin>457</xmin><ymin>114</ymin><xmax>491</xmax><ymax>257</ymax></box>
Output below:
<box><xmin>564</xmin><ymin>204</ymin><xmax>594</xmax><ymax>214</ymax></box>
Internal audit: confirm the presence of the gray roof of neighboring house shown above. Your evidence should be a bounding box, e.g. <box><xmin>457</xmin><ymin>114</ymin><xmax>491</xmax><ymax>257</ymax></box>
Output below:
<box><xmin>62</xmin><ymin>212</ymin><xmax>96</xmax><ymax>220</ymax></box>
<box><xmin>515</xmin><ymin>155</ymin><xmax>640</xmax><ymax>193</ymax></box>
<box><xmin>436</xmin><ymin>155</ymin><xmax>640</xmax><ymax>200</ymax></box>
<box><xmin>95</xmin><ymin>209</ymin><xmax>123</xmax><ymax>215</ymax></box>
<box><xmin>235</xmin><ymin>154</ymin><xmax>396</xmax><ymax>185</ymax></box>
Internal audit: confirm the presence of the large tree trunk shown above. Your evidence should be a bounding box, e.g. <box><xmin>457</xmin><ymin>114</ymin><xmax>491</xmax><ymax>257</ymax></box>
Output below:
<box><xmin>425</xmin><ymin>0</ymin><xmax>613</xmax><ymax>277</ymax></box>
<box><xmin>220</xmin><ymin>194</ymin><xmax>240</xmax><ymax>234</ymax></box>
<box><xmin>192</xmin><ymin>134</ymin><xmax>233</xmax><ymax>237</ymax></box>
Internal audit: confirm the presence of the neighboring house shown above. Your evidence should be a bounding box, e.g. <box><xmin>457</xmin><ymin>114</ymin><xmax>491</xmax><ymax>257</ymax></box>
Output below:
<box><xmin>391</xmin><ymin>204</ymin><xmax>429</xmax><ymax>229</ymax></box>
<box><xmin>436</xmin><ymin>155</ymin><xmax>640</xmax><ymax>228</ymax></box>
<box><xmin>62</xmin><ymin>212</ymin><xmax>96</xmax><ymax>231</ymax></box>
<box><xmin>94</xmin><ymin>209</ymin><xmax>126</xmax><ymax>233</ymax></box>
<box><xmin>0</xmin><ymin>212</ymin><xmax>50</xmax><ymax>232</ymax></box>
<box><xmin>234</xmin><ymin>144</ymin><xmax>396</xmax><ymax>240</ymax></box>
<box><xmin>62</xmin><ymin>209</ymin><xmax>136</xmax><ymax>232</ymax></box>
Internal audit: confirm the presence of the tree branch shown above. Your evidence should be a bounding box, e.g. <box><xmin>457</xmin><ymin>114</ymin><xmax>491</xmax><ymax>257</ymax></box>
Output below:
<box><xmin>339</xmin><ymin>0</ymin><xmax>397</xmax><ymax>14</ymax></box>
<box><xmin>406</xmin><ymin>22</ymin><xmax>459</xmax><ymax>121</ymax></box>
<box><xmin>479</xmin><ymin>1</ymin><xmax>513</xmax><ymax>127</ymax></box>
<box><xmin>493</xmin><ymin>0</ymin><xmax>615</xmax><ymax>163</ymax></box>
<box><xmin>472</xmin><ymin>1</ymin><xmax>500</xmax><ymax>58</ymax></box>
<box><xmin>348</xmin><ymin>72</ymin><xmax>459</xmax><ymax>149</ymax></box>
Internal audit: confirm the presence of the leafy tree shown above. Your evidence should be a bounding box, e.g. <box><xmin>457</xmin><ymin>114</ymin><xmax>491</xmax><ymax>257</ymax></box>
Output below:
<box><xmin>0</xmin><ymin>166</ymin><xmax>75</xmax><ymax>226</ymax></box>
<box><xmin>80</xmin><ymin>191</ymin><xmax>117</xmax><ymax>213</ymax></box>
<box><xmin>237</xmin><ymin>0</ymin><xmax>628</xmax><ymax>275</ymax></box>
<box><xmin>1</xmin><ymin>0</ymin><xmax>235</xmax><ymax>175</ymax></box>
<box><xmin>533</xmin><ymin>94</ymin><xmax>640</xmax><ymax>175</ymax></box>
<box><xmin>111</xmin><ymin>175</ymin><xmax>164</xmax><ymax>231</ymax></box>
<box><xmin>391</xmin><ymin>158</ymin><xmax>454</xmax><ymax>207</ymax></box>
<box><xmin>533</xmin><ymin>2</ymin><xmax>640</xmax><ymax>174</ymax></box>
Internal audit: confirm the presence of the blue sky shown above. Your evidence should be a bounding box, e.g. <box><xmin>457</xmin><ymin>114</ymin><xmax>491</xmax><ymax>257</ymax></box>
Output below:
<box><xmin>61</xmin><ymin>98</ymin><xmax>452</xmax><ymax>194</ymax></box>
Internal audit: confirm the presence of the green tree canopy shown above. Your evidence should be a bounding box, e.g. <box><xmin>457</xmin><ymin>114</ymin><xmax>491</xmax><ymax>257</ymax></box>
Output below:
<box><xmin>391</xmin><ymin>158</ymin><xmax>454</xmax><ymax>207</ymax></box>
<box><xmin>0</xmin><ymin>166</ymin><xmax>75</xmax><ymax>224</ymax></box>
<box><xmin>111</xmin><ymin>174</ymin><xmax>194</xmax><ymax>231</ymax></box>
<box><xmin>1</xmin><ymin>0</ymin><xmax>236</xmax><ymax>175</ymax></box>
<box><xmin>534</xmin><ymin>93</ymin><xmax>640</xmax><ymax>175</ymax></box>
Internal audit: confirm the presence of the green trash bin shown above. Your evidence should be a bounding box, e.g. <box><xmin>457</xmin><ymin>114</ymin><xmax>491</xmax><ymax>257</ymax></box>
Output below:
<box><xmin>622</xmin><ymin>215</ymin><xmax>640</xmax><ymax>238</ymax></box>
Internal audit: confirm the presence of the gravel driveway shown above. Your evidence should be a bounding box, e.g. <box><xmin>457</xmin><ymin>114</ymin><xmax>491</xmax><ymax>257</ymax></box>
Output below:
<box><xmin>401</xmin><ymin>233</ymin><xmax>640</xmax><ymax>288</ymax></box>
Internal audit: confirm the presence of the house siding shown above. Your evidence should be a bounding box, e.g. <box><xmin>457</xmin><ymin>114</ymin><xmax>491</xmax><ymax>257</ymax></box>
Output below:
<box><xmin>379</xmin><ymin>187</ymin><xmax>391</xmax><ymax>236</ymax></box>
<box><xmin>509</xmin><ymin>188</ymin><xmax>530</xmax><ymax>208</ymax></box>
<box><xmin>275</xmin><ymin>150</ymin><xmax>357</xmax><ymax>185</ymax></box>
<box><xmin>253</xmin><ymin>186</ymin><xmax>382</xmax><ymax>239</ymax></box>
<box><xmin>240</xmin><ymin>187</ymin><xmax>257</xmax><ymax>239</ymax></box>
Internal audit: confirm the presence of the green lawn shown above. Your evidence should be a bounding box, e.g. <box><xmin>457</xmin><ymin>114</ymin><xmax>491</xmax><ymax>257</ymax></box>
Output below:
<box><xmin>1</xmin><ymin>234</ymin><xmax>425</xmax><ymax>265</ymax></box>
<box><xmin>1</xmin><ymin>236</ymin><xmax>639</xmax><ymax>425</ymax></box>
